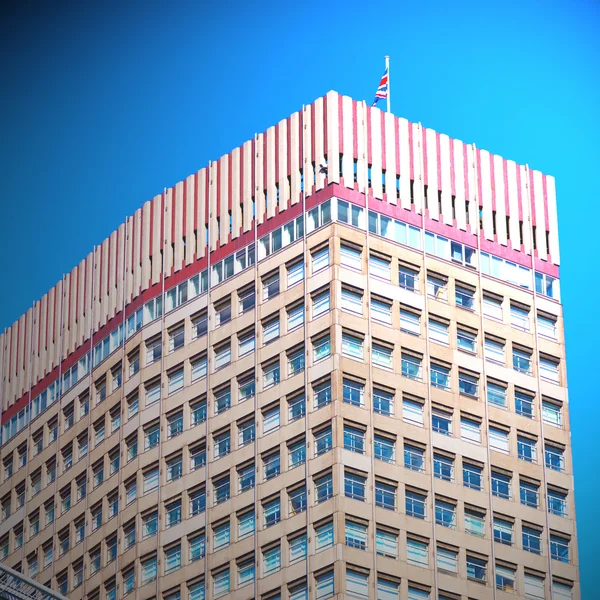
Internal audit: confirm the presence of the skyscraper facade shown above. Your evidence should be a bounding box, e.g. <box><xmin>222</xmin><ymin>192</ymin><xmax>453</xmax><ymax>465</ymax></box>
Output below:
<box><xmin>0</xmin><ymin>91</ymin><xmax>579</xmax><ymax>600</ymax></box>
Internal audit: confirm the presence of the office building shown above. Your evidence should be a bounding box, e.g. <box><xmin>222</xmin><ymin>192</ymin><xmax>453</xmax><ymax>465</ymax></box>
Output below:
<box><xmin>0</xmin><ymin>91</ymin><xmax>579</xmax><ymax>600</ymax></box>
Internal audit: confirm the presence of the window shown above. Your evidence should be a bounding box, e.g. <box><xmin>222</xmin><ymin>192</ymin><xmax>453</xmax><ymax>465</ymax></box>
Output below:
<box><xmin>165</xmin><ymin>544</ymin><xmax>181</xmax><ymax>573</ymax></box>
<box><xmin>263</xmin><ymin>498</ymin><xmax>281</xmax><ymax>528</ymax></box>
<box><xmin>289</xmin><ymin>486</ymin><xmax>307</xmax><ymax>515</ymax></box>
<box><xmin>314</xmin><ymin>472</ymin><xmax>333</xmax><ymax>503</ymax></box>
<box><xmin>191</xmin><ymin>397</ymin><xmax>207</xmax><ymax>426</ymax></box>
<box><xmin>263</xmin><ymin>361</ymin><xmax>280</xmax><ymax>388</ymax></box>
<box><xmin>238</xmin><ymin>462</ymin><xmax>255</xmax><ymax>493</ymax></box>
<box><xmin>342</xmin><ymin>332</ymin><xmax>364</xmax><ymax>359</ymax></box>
<box><xmin>403</xmin><ymin>397</ymin><xmax>423</xmax><ymax>425</ymax></box>
<box><xmin>213</xmin><ymin>475</ymin><xmax>230</xmax><ymax>504</ymax></box>
<box><xmin>95</xmin><ymin>379</ymin><xmax>107</xmax><ymax>404</ymax></box>
<box><xmin>520</xmin><ymin>480</ymin><xmax>539</xmax><ymax>508</ymax></box>
<box><xmin>190</xmin><ymin>353</ymin><xmax>208</xmax><ymax>383</ymax></box>
<box><xmin>312</xmin><ymin>246</ymin><xmax>330</xmax><ymax>272</ymax></box>
<box><xmin>432</xmin><ymin>408</ymin><xmax>452</xmax><ymax>436</ymax></box>
<box><xmin>540</xmin><ymin>356</ymin><xmax>560</xmax><ymax>383</ymax></box>
<box><xmin>516</xmin><ymin>391</ymin><xmax>535</xmax><ymax>418</ymax></box>
<box><xmin>141</xmin><ymin>555</ymin><xmax>157</xmax><ymax>585</ymax></box>
<box><xmin>457</xmin><ymin>327</ymin><xmax>477</xmax><ymax>352</ymax></box>
<box><xmin>313</xmin><ymin>334</ymin><xmax>331</xmax><ymax>363</ymax></box>
<box><xmin>429</xmin><ymin>319</ymin><xmax>449</xmax><ymax>345</ymax></box>
<box><xmin>341</xmin><ymin>287</ymin><xmax>363</xmax><ymax>313</ymax></box>
<box><xmin>436</xmin><ymin>547</ymin><xmax>458</xmax><ymax>572</ymax></box>
<box><xmin>487</xmin><ymin>381</ymin><xmax>507</xmax><ymax>408</ymax></box>
<box><xmin>124</xmin><ymin>521</ymin><xmax>136</xmax><ymax>550</ymax></box>
<box><xmin>463</xmin><ymin>462</ymin><xmax>483</xmax><ymax>490</ymax></box>
<box><xmin>189</xmin><ymin>582</ymin><xmax>206</xmax><ymax>600</ymax></box>
<box><xmin>346</xmin><ymin>569</ymin><xmax>368</xmax><ymax>599</ymax></box>
<box><xmin>288</xmin><ymin>394</ymin><xmax>306</xmax><ymax>423</ymax></box>
<box><xmin>239</xmin><ymin>287</ymin><xmax>255</xmax><ymax>314</ymax></box>
<box><xmin>314</xmin><ymin>570</ymin><xmax>334</xmax><ymax>600</ymax></box>
<box><xmin>341</xmin><ymin>244</ymin><xmax>362</xmax><ymax>270</ymax></box>
<box><xmin>314</xmin><ymin>379</ymin><xmax>332</xmax><ymax>409</ymax></box>
<box><xmin>238</xmin><ymin>376</ymin><xmax>255</xmax><ymax>402</ymax></box>
<box><xmin>142</xmin><ymin>511</ymin><xmax>158</xmax><ymax>538</ymax></box>
<box><xmin>458</xmin><ymin>371</ymin><xmax>478</xmax><ymax>396</ymax></box>
<box><xmin>374</xmin><ymin>434</ymin><xmax>394</xmax><ymax>463</ymax></box>
<box><xmin>524</xmin><ymin>573</ymin><xmax>545</xmax><ymax>600</ymax></box>
<box><xmin>456</xmin><ymin>285</ymin><xmax>475</xmax><ymax>309</ymax></box>
<box><xmin>287</xmin><ymin>303</ymin><xmax>304</xmax><ymax>331</ymax></box>
<box><xmin>404</xmin><ymin>443</ymin><xmax>425</xmax><ymax>472</ymax></box>
<box><xmin>106</xmin><ymin>534</ymin><xmax>117</xmax><ymax>562</ymax></box>
<box><xmin>376</xmin><ymin>480</ymin><xmax>396</xmax><ymax>510</ymax></box>
<box><xmin>213</xmin><ymin>430</ymin><xmax>231</xmax><ymax>459</ymax></box>
<box><xmin>343</xmin><ymin>378</ymin><xmax>364</xmax><ymax>407</ymax></box>
<box><xmin>483</xmin><ymin>294</ymin><xmax>503</xmax><ymax>320</ymax></box>
<box><xmin>371</xmin><ymin>297</ymin><xmax>392</xmax><ymax>324</ymax></box>
<box><xmin>494</xmin><ymin>518</ymin><xmax>514</xmax><ymax>545</ymax></box>
<box><xmin>543</xmin><ymin>401</ymin><xmax>562</xmax><ymax>427</ymax></box>
<box><xmin>489</xmin><ymin>426</ymin><xmax>509</xmax><ymax>453</ymax></box>
<box><xmin>430</xmin><ymin>362</ymin><xmax>450</xmax><ymax>390</ymax></box>
<box><xmin>214</xmin><ymin>300</ymin><xmax>231</xmax><ymax>327</ymax></box>
<box><xmin>372</xmin><ymin>343</ymin><xmax>392</xmax><ymax>370</ymax></box>
<box><xmin>427</xmin><ymin>275</ymin><xmax>448</xmax><ymax>302</ymax></box>
<box><xmin>214</xmin><ymin>387</ymin><xmax>231</xmax><ymax>414</ymax></box>
<box><xmin>466</xmin><ymin>555</ymin><xmax>487</xmax><ymax>582</ymax></box>
<box><xmin>143</xmin><ymin>467</ymin><xmax>159</xmax><ymax>493</ymax></box>
<box><xmin>289</xmin><ymin>533</ymin><xmax>307</xmax><ymax>563</ymax></box>
<box><xmin>408</xmin><ymin>587</ymin><xmax>429</xmax><ymax>600</ymax></box>
<box><xmin>238</xmin><ymin>419</ymin><xmax>255</xmax><ymax>448</ymax></box>
<box><xmin>146</xmin><ymin>337</ymin><xmax>162</xmax><ymax>365</ymax></box>
<box><xmin>263</xmin><ymin>545</ymin><xmax>281</xmax><ymax>576</ymax></box>
<box><xmin>192</xmin><ymin>311</ymin><xmax>208</xmax><ymax>339</ymax></box>
<box><xmin>435</xmin><ymin>499</ymin><xmax>456</xmax><ymax>528</ymax></box>
<box><xmin>510</xmin><ymin>304</ymin><xmax>530</xmax><ymax>330</ymax></box>
<box><xmin>263</xmin><ymin>317</ymin><xmax>280</xmax><ymax>344</ymax></box>
<box><xmin>287</xmin><ymin>260</ymin><xmax>304</xmax><ymax>287</ymax></box>
<box><xmin>122</xmin><ymin>566</ymin><xmax>135</xmax><ymax>595</ymax></box>
<box><xmin>238</xmin><ymin>511</ymin><xmax>255</xmax><ymax>538</ymax></box>
<box><xmin>400</xmin><ymin>306</ymin><xmax>420</xmax><ymax>334</ymax></box>
<box><xmin>406</xmin><ymin>490</ymin><xmax>426</xmax><ymax>519</ymax></box>
<box><xmin>538</xmin><ymin>313</ymin><xmax>557</xmax><ymax>339</ymax></box>
<box><xmin>518</xmin><ymin>435</ymin><xmax>537</xmax><ymax>462</ymax></box>
<box><xmin>492</xmin><ymin>471</ymin><xmax>511</xmax><ymax>499</ymax></box>
<box><xmin>345</xmin><ymin>520</ymin><xmax>367</xmax><ymax>550</ymax></box>
<box><xmin>126</xmin><ymin>393</ymin><xmax>139</xmax><ymax>419</ymax></box>
<box><xmin>213</xmin><ymin>521</ymin><xmax>230</xmax><ymax>551</ymax></box>
<box><xmin>169</xmin><ymin>324</ymin><xmax>185</xmax><ymax>353</ymax></box>
<box><xmin>167</xmin><ymin>411</ymin><xmax>183</xmax><ymax>439</ymax></box>
<box><xmin>145</xmin><ymin>422</ymin><xmax>160</xmax><ymax>449</ymax></box>
<box><xmin>522</xmin><ymin>525</ymin><xmax>542</xmax><ymax>555</ymax></box>
<box><xmin>263</xmin><ymin>405</ymin><xmax>280</xmax><ymax>433</ymax></box>
<box><xmin>485</xmin><ymin>337</ymin><xmax>505</xmax><ymax>363</ymax></box>
<box><xmin>315</xmin><ymin>520</ymin><xmax>334</xmax><ymax>552</ymax></box>
<box><xmin>263</xmin><ymin>451</ymin><xmax>281</xmax><ymax>480</ymax></box>
<box><xmin>145</xmin><ymin>380</ymin><xmax>161</xmax><ymax>406</ymax></box>
<box><xmin>550</xmin><ymin>534</ymin><xmax>569</xmax><ymax>563</ymax></box>
<box><xmin>407</xmin><ymin>538</ymin><xmax>429</xmax><ymax>567</ymax></box>
<box><xmin>263</xmin><ymin>272</ymin><xmax>280</xmax><ymax>301</ymax></box>
<box><xmin>496</xmin><ymin>564</ymin><xmax>517</xmax><ymax>593</ymax></box>
<box><xmin>214</xmin><ymin>342</ymin><xmax>231</xmax><ymax>369</ymax></box>
<box><xmin>288</xmin><ymin>347</ymin><xmax>305</xmax><ymax>376</ymax></box>
<box><xmin>288</xmin><ymin>439</ymin><xmax>306</xmax><ymax>469</ymax></box>
<box><xmin>546</xmin><ymin>444</ymin><xmax>565</xmax><ymax>472</ymax></box>
<box><xmin>373</xmin><ymin>528</ymin><xmax>398</xmax><ymax>560</ymax></box>
<box><xmin>399</xmin><ymin>264</ymin><xmax>419</xmax><ymax>291</ymax></box>
<box><xmin>314</xmin><ymin>427</ymin><xmax>332</xmax><ymax>456</ymax></box>
<box><xmin>513</xmin><ymin>347</ymin><xmax>533</xmax><ymax>375</ymax></box>
<box><xmin>126</xmin><ymin>434</ymin><xmax>138</xmax><ymax>462</ymax></box>
<box><xmin>433</xmin><ymin>453</ymin><xmax>454</xmax><ymax>481</ymax></box>
<box><xmin>377</xmin><ymin>578</ymin><xmax>399</xmax><ymax>600</ymax></box>
<box><xmin>370</xmin><ymin>254</ymin><xmax>391</xmax><ymax>279</ymax></box>
<box><xmin>401</xmin><ymin>352</ymin><xmax>422</xmax><ymax>380</ymax></box>
<box><xmin>344</xmin><ymin>425</ymin><xmax>366</xmax><ymax>454</ymax></box>
<box><xmin>548</xmin><ymin>488</ymin><xmax>568</xmax><ymax>517</ymax></box>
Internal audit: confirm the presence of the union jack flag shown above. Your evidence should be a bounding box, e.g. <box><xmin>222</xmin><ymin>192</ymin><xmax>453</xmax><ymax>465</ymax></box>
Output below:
<box><xmin>372</xmin><ymin>67</ymin><xmax>388</xmax><ymax>106</ymax></box>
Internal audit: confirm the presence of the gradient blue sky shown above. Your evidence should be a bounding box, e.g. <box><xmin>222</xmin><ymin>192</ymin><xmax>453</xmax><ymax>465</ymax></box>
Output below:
<box><xmin>1</xmin><ymin>0</ymin><xmax>598</xmax><ymax>594</ymax></box>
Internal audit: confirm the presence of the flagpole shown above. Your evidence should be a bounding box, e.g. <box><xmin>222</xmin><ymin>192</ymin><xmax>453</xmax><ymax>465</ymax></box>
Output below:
<box><xmin>385</xmin><ymin>55</ymin><xmax>390</xmax><ymax>113</ymax></box>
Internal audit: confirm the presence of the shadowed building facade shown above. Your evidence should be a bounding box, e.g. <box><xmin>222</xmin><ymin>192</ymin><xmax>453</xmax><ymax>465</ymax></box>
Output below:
<box><xmin>0</xmin><ymin>91</ymin><xmax>578</xmax><ymax>600</ymax></box>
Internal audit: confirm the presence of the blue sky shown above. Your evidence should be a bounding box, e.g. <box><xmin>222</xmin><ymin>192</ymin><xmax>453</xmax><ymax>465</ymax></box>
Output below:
<box><xmin>1</xmin><ymin>0</ymin><xmax>598</xmax><ymax>594</ymax></box>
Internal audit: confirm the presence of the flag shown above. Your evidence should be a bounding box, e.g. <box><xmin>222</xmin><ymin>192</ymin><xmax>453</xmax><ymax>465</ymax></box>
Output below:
<box><xmin>373</xmin><ymin>67</ymin><xmax>388</xmax><ymax>106</ymax></box>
